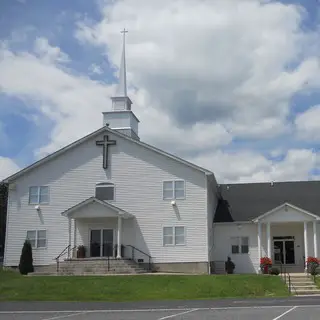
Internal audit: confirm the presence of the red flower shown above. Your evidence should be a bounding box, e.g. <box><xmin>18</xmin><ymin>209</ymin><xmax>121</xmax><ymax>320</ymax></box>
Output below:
<box><xmin>306</xmin><ymin>256</ymin><xmax>319</xmax><ymax>264</ymax></box>
<box><xmin>260</xmin><ymin>257</ymin><xmax>272</xmax><ymax>265</ymax></box>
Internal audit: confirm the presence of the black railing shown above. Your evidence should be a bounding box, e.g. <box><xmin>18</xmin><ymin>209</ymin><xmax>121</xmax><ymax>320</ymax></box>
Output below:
<box><xmin>124</xmin><ymin>244</ymin><xmax>152</xmax><ymax>271</ymax></box>
<box><xmin>279</xmin><ymin>262</ymin><xmax>296</xmax><ymax>295</ymax></box>
<box><xmin>54</xmin><ymin>244</ymin><xmax>77</xmax><ymax>273</ymax></box>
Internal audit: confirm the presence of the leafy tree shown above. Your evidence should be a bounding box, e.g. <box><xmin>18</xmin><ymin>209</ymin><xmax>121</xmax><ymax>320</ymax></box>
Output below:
<box><xmin>19</xmin><ymin>240</ymin><xmax>34</xmax><ymax>275</ymax></box>
<box><xmin>0</xmin><ymin>183</ymin><xmax>8</xmax><ymax>257</ymax></box>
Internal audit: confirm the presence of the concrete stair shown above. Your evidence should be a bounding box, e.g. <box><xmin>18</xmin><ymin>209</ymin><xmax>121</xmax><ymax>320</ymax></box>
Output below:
<box><xmin>30</xmin><ymin>258</ymin><xmax>149</xmax><ymax>276</ymax></box>
<box><xmin>284</xmin><ymin>273</ymin><xmax>320</xmax><ymax>296</ymax></box>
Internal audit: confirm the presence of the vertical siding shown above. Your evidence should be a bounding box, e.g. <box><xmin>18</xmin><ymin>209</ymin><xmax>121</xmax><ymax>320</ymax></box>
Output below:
<box><xmin>4</xmin><ymin>131</ymin><xmax>208</xmax><ymax>266</ymax></box>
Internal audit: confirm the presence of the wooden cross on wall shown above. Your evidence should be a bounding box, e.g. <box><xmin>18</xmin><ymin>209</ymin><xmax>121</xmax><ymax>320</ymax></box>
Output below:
<box><xmin>96</xmin><ymin>135</ymin><xmax>116</xmax><ymax>169</ymax></box>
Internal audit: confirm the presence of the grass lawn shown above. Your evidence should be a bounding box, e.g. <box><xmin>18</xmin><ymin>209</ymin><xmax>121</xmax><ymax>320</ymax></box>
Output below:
<box><xmin>0</xmin><ymin>269</ymin><xmax>290</xmax><ymax>302</ymax></box>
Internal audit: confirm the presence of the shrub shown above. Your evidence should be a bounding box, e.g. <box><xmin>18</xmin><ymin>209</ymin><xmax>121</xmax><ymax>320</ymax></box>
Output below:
<box><xmin>269</xmin><ymin>267</ymin><xmax>280</xmax><ymax>275</ymax></box>
<box><xmin>18</xmin><ymin>240</ymin><xmax>34</xmax><ymax>275</ymax></box>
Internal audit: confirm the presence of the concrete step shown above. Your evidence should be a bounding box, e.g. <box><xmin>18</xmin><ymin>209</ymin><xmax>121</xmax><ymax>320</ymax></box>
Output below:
<box><xmin>291</xmin><ymin>285</ymin><xmax>319</xmax><ymax>290</ymax></box>
<box><xmin>294</xmin><ymin>289</ymin><xmax>320</xmax><ymax>295</ymax></box>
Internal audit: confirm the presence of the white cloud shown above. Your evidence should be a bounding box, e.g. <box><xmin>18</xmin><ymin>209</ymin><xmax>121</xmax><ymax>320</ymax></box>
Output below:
<box><xmin>295</xmin><ymin>105</ymin><xmax>320</xmax><ymax>141</ymax></box>
<box><xmin>34</xmin><ymin>37</ymin><xmax>69</xmax><ymax>64</ymax></box>
<box><xmin>0</xmin><ymin>157</ymin><xmax>20</xmax><ymax>181</ymax></box>
<box><xmin>76</xmin><ymin>0</ymin><xmax>320</xmax><ymax>139</ymax></box>
<box><xmin>0</xmin><ymin>0</ymin><xmax>320</xmax><ymax>183</ymax></box>
<box><xmin>89</xmin><ymin>63</ymin><xmax>103</xmax><ymax>75</ymax></box>
<box><xmin>191</xmin><ymin>149</ymin><xmax>318</xmax><ymax>183</ymax></box>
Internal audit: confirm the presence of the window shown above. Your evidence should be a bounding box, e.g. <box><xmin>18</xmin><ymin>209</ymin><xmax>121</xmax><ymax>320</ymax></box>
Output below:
<box><xmin>163</xmin><ymin>180</ymin><xmax>185</xmax><ymax>200</ymax></box>
<box><xmin>231</xmin><ymin>236</ymin><xmax>249</xmax><ymax>254</ymax></box>
<box><xmin>95</xmin><ymin>182</ymin><xmax>115</xmax><ymax>201</ymax></box>
<box><xmin>29</xmin><ymin>186</ymin><xmax>49</xmax><ymax>204</ymax></box>
<box><xmin>163</xmin><ymin>226</ymin><xmax>185</xmax><ymax>246</ymax></box>
<box><xmin>26</xmin><ymin>230</ymin><xmax>47</xmax><ymax>248</ymax></box>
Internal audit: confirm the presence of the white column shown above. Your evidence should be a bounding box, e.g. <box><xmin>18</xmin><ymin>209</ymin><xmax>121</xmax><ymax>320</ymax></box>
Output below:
<box><xmin>74</xmin><ymin>219</ymin><xmax>77</xmax><ymax>258</ymax></box>
<box><xmin>257</xmin><ymin>223</ymin><xmax>262</xmax><ymax>260</ymax></box>
<box><xmin>267</xmin><ymin>222</ymin><xmax>271</xmax><ymax>258</ymax></box>
<box><xmin>313</xmin><ymin>221</ymin><xmax>318</xmax><ymax>258</ymax></box>
<box><xmin>117</xmin><ymin>216</ymin><xmax>122</xmax><ymax>259</ymax></box>
<box><xmin>304</xmin><ymin>221</ymin><xmax>308</xmax><ymax>270</ymax></box>
<box><xmin>68</xmin><ymin>218</ymin><xmax>71</xmax><ymax>259</ymax></box>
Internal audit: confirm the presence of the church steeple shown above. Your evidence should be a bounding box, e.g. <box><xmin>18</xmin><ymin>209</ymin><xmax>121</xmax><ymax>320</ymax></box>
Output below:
<box><xmin>103</xmin><ymin>28</ymin><xmax>140</xmax><ymax>140</ymax></box>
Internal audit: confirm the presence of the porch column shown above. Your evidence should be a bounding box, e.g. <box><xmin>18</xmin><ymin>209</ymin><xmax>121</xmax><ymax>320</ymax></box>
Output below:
<box><xmin>267</xmin><ymin>222</ymin><xmax>271</xmax><ymax>258</ymax></box>
<box><xmin>257</xmin><ymin>222</ymin><xmax>262</xmax><ymax>261</ymax></box>
<box><xmin>68</xmin><ymin>218</ymin><xmax>71</xmax><ymax>259</ymax></box>
<box><xmin>304</xmin><ymin>221</ymin><xmax>308</xmax><ymax>270</ymax></box>
<box><xmin>117</xmin><ymin>216</ymin><xmax>122</xmax><ymax>259</ymax></box>
<box><xmin>313</xmin><ymin>221</ymin><xmax>318</xmax><ymax>258</ymax></box>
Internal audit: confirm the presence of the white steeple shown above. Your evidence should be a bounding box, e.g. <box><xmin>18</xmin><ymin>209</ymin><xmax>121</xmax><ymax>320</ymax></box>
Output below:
<box><xmin>103</xmin><ymin>28</ymin><xmax>140</xmax><ymax>140</ymax></box>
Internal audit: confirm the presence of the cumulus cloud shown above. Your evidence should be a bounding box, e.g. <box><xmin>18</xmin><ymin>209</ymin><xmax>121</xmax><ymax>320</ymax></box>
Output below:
<box><xmin>0</xmin><ymin>157</ymin><xmax>20</xmax><ymax>181</ymax></box>
<box><xmin>0</xmin><ymin>0</ymin><xmax>320</xmax><ymax>183</ymax></box>
<box><xmin>191</xmin><ymin>149</ymin><xmax>319</xmax><ymax>183</ymax></box>
<box><xmin>295</xmin><ymin>105</ymin><xmax>320</xmax><ymax>141</ymax></box>
<box><xmin>76</xmin><ymin>0</ymin><xmax>320</xmax><ymax>139</ymax></box>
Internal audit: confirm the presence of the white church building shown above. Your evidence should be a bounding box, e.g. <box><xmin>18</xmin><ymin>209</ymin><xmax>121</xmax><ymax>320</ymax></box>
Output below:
<box><xmin>2</xmin><ymin>33</ymin><xmax>320</xmax><ymax>275</ymax></box>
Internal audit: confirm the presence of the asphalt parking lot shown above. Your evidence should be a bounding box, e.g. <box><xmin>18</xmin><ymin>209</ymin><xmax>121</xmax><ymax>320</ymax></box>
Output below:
<box><xmin>1</xmin><ymin>305</ymin><xmax>320</xmax><ymax>320</ymax></box>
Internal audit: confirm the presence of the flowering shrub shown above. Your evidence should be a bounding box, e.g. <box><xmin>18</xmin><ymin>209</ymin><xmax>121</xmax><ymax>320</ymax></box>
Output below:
<box><xmin>260</xmin><ymin>257</ymin><xmax>272</xmax><ymax>266</ymax></box>
<box><xmin>306</xmin><ymin>256</ymin><xmax>319</xmax><ymax>264</ymax></box>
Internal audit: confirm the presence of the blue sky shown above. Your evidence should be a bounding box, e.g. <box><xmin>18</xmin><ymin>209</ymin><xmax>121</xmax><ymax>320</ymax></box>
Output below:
<box><xmin>0</xmin><ymin>0</ymin><xmax>319</xmax><ymax>182</ymax></box>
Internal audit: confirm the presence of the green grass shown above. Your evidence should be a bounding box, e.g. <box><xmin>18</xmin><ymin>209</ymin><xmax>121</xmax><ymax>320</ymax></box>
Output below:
<box><xmin>0</xmin><ymin>269</ymin><xmax>290</xmax><ymax>301</ymax></box>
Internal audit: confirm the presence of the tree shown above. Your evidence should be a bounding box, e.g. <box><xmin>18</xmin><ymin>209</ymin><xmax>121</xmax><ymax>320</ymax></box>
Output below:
<box><xmin>19</xmin><ymin>240</ymin><xmax>34</xmax><ymax>275</ymax></box>
<box><xmin>0</xmin><ymin>183</ymin><xmax>8</xmax><ymax>257</ymax></box>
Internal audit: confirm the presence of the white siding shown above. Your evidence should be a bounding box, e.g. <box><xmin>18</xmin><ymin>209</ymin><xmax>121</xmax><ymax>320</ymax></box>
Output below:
<box><xmin>213</xmin><ymin>222</ymin><xmax>313</xmax><ymax>274</ymax></box>
<box><xmin>4</xmin><ymin>131</ymin><xmax>208</xmax><ymax>266</ymax></box>
<box><xmin>213</xmin><ymin>223</ymin><xmax>259</xmax><ymax>273</ymax></box>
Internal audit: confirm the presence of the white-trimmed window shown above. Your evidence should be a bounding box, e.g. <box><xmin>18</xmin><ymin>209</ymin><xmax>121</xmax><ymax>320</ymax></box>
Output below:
<box><xmin>163</xmin><ymin>180</ymin><xmax>185</xmax><ymax>200</ymax></box>
<box><xmin>29</xmin><ymin>186</ymin><xmax>49</xmax><ymax>204</ymax></box>
<box><xmin>26</xmin><ymin>230</ymin><xmax>47</xmax><ymax>249</ymax></box>
<box><xmin>231</xmin><ymin>236</ymin><xmax>249</xmax><ymax>254</ymax></box>
<box><xmin>163</xmin><ymin>226</ymin><xmax>185</xmax><ymax>246</ymax></box>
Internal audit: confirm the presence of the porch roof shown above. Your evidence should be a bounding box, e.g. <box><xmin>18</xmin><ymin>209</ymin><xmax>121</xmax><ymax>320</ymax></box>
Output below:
<box><xmin>61</xmin><ymin>197</ymin><xmax>133</xmax><ymax>219</ymax></box>
<box><xmin>214</xmin><ymin>180</ymin><xmax>320</xmax><ymax>222</ymax></box>
<box><xmin>252</xmin><ymin>202</ymin><xmax>320</xmax><ymax>223</ymax></box>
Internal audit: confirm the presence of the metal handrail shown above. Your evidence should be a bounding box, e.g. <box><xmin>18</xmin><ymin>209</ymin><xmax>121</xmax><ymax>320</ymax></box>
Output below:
<box><xmin>124</xmin><ymin>244</ymin><xmax>152</xmax><ymax>271</ymax></box>
<box><xmin>54</xmin><ymin>245</ymin><xmax>77</xmax><ymax>273</ymax></box>
<box><xmin>279</xmin><ymin>262</ymin><xmax>297</xmax><ymax>295</ymax></box>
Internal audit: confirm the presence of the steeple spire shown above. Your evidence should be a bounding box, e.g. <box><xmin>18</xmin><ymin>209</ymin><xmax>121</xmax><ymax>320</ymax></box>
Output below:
<box><xmin>103</xmin><ymin>28</ymin><xmax>140</xmax><ymax>141</ymax></box>
<box><xmin>116</xmin><ymin>28</ymin><xmax>128</xmax><ymax>97</ymax></box>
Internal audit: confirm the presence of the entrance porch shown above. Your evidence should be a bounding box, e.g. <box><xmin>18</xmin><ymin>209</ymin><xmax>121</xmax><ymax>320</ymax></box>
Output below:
<box><xmin>61</xmin><ymin>197</ymin><xmax>134</xmax><ymax>259</ymax></box>
<box><xmin>254</xmin><ymin>202</ymin><xmax>320</xmax><ymax>272</ymax></box>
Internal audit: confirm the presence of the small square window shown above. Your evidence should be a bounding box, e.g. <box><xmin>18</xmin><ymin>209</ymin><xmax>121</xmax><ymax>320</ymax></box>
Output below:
<box><xmin>29</xmin><ymin>186</ymin><xmax>50</xmax><ymax>204</ymax></box>
<box><xmin>95</xmin><ymin>183</ymin><xmax>115</xmax><ymax>201</ymax></box>
<box><xmin>163</xmin><ymin>180</ymin><xmax>185</xmax><ymax>200</ymax></box>
<box><xmin>26</xmin><ymin>230</ymin><xmax>47</xmax><ymax>249</ymax></box>
<box><xmin>231</xmin><ymin>236</ymin><xmax>249</xmax><ymax>254</ymax></box>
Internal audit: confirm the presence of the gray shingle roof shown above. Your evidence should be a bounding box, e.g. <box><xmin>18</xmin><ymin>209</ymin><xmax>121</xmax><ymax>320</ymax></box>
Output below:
<box><xmin>214</xmin><ymin>180</ymin><xmax>320</xmax><ymax>222</ymax></box>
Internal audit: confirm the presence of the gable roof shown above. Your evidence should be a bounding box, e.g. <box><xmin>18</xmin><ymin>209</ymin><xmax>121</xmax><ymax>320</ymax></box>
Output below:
<box><xmin>3</xmin><ymin>125</ymin><xmax>213</xmax><ymax>183</ymax></box>
<box><xmin>214</xmin><ymin>180</ymin><xmax>320</xmax><ymax>222</ymax></box>
<box><xmin>252</xmin><ymin>202</ymin><xmax>320</xmax><ymax>222</ymax></box>
<box><xmin>61</xmin><ymin>196</ymin><xmax>133</xmax><ymax>219</ymax></box>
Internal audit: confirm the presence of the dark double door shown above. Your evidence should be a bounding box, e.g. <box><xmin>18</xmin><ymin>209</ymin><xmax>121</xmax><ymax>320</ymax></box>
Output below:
<box><xmin>90</xmin><ymin>229</ymin><xmax>114</xmax><ymax>257</ymax></box>
<box><xmin>273</xmin><ymin>237</ymin><xmax>295</xmax><ymax>264</ymax></box>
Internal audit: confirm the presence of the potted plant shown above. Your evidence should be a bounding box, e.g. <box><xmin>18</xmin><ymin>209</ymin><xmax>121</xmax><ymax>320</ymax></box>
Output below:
<box><xmin>77</xmin><ymin>245</ymin><xmax>86</xmax><ymax>258</ymax></box>
<box><xmin>260</xmin><ymin>257</ymin><xmax>272</xmax><ymax>274</ymax></box>
<box><xmin>306</xmin><ymin>256</ymin><xmax>319</xmax><ymax>275</ymax></box>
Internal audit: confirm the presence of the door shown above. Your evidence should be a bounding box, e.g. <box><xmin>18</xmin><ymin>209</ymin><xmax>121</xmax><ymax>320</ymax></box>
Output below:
<box><xmin>90</xmin><ymin>230</ymin><xmax>101</xmax><ymax>257</ymax></box>
<box><xmin>90</xmin><ymin>229</ymin><xmax>114</xmax><ymax>257</ymax></box>
<box><xmin>102</xmin><ymin>229</ymin><xmax>114</xmax><ymax>257</ymax></box>
<box><xmin>273</xmin><ymin>238</ymin><xmax>295</xmax><ymax>265</ymax></box>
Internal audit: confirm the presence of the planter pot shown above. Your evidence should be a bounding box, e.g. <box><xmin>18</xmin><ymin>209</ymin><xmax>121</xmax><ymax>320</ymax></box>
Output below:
<box><xmin>262</xmin><ymin>265</ymin><xmax>271</xmax><ymax>274</ymax></box>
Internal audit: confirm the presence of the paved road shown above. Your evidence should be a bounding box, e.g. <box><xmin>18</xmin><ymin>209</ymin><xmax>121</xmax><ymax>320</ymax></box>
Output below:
<box><xmin>1</xmin><ymin>297</ymin><xmax>320</xmax><ymax>319</ymax></box>
<box><xmin>1</xmin><ymin>295</ymin><xmax>320</xmax><ymax>312</ymax></box>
